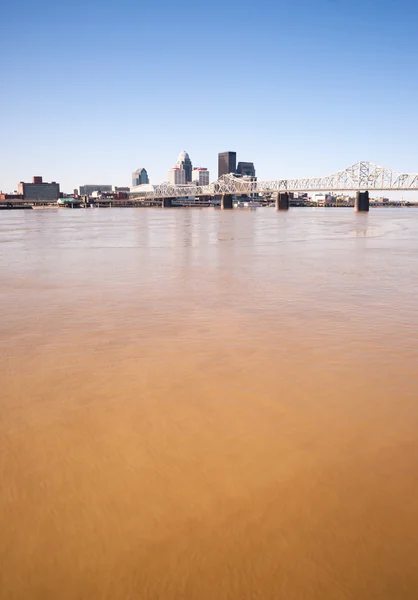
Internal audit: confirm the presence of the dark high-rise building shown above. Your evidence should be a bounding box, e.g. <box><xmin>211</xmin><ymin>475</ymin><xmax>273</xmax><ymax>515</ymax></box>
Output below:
<box><xmin>236</xmin><ymin>162</ymin><xmax>256</xmax><ymax>178</ymax></box>
<box><xmin>218</xmin><ymin>151</ymin><xmax>236</xmax><ymax>178</ymax></box>
<box><xmin>176</xmin><ymin>151</ymin><xmax>193</xmax><ymax>183</ymax></box>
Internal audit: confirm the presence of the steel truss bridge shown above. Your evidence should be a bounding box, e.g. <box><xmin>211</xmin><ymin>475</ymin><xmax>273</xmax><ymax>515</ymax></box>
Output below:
<box><xmin>130</xmin><ymin>162</ymin><xmax>418</xmax><ymax>200</ymax></box>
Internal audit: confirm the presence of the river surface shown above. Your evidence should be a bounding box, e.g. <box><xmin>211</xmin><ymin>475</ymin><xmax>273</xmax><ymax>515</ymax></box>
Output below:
<box><xmin>1</xmin><ymin>207</ymin><xmax>418</xmax><ymax>599</ymax></box>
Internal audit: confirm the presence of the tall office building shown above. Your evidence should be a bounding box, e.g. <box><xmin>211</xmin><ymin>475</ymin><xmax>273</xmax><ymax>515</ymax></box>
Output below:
<box><xmin>236</xmin><ymin>162</ymin><xmax>256</xmax><ymax>178</ymax></box>
<box><xmin>176</xmin><ymin>151</ymin><xmax>193</xmax><ymax>183</ymax></box>
<box><xmin>168</xmin><ymin>167</ymin><xmax>186</xmax><ymax>185</ymax></box>
<box><xmin>218</xmin><ymin>151</ymin><xmax>237</xmax><ymax>178</ymax></box>
<box><xmin>192</xmin><ymin>168</ymin><xmax>210</xmax><ymax>186</ymax></box>
<box><xmin>132</xmin><ymin>168</ymin><xmax>149</xmax><ymax>186</ymax></box>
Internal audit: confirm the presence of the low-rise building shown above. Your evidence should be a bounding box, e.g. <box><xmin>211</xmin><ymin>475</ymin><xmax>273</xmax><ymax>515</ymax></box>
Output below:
<box><xmin>311</xmin><ymin>193</ymin><xmax>335</xmax><ymax>205</ymax></box>
<box><xmin>18</xmin><ymin>176</ymin><xmax>60</xmax><ymax>202</ymax></box>
<box><xmin>79</xmin><ymin>184</ymin><xmax>112</xmax><ymax>196</ymax></box>
<box><xmin>0</xmin><ymin>193</ymin><xmax>24</xmax><ymax>201</ymax></box>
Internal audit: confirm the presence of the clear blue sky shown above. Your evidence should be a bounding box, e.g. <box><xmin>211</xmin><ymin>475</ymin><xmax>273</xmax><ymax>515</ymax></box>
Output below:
<box><xmin>1</xmin><ymin>0</ymin><xmax>418</xmax><ymax>193</ymax></box>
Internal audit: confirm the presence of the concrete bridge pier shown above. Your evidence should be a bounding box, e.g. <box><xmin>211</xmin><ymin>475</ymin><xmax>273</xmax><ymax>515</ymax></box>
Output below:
<box><xmin>221</xmin><ymin>194</ymin><xmax>233</xmax><ymax>209</ymax></box>
<box><xmin>162</xmin><ymin>197</ymin><xmax>172</xmax><ymax>208</ymax></box>
<box><xmin>355</xmin><ymin>191</ymin><xmax>369</xmax><ymax>212</ymax></box>
<box><xmin>276</xmin><ymin>192</ymin><xmax>289</xmax><ymax>211</ymax></box>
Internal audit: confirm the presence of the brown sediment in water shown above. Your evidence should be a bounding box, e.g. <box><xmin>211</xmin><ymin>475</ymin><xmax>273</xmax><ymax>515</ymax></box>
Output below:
<box><xmin>1</xmin><ymin>208</ymin><xmax>418</xmax><ymax>599</ymax></box>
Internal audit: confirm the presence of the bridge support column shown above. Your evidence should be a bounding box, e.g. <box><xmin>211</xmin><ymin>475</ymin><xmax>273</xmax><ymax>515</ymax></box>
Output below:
<box><xmin>162</xmin><ymin>197</ymin><xmax>172</xmax><ymax>208</ymax></box>
<box><xmin>355</xmin><ymin>191</ymin><xmax>369</xmax><ymax>212</ymax></box>
<box><xmin>221</xmin><ymin>194</ymin><xmax>233</xmax><ymax>209</ymax></box>
<box><xmin>275</xmin><ymin>192</ymin><xmax>289</xmax><ymax>211</ymax></box>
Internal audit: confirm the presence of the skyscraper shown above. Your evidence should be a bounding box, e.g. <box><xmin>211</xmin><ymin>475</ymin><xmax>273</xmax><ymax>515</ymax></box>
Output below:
<box><xmin>168</xmin><ymin>167</ymin><xmax>186</xmax><ymax>185</ymax></box>
<box><xmin>176</xmin><ymin>151</ymin><xmax>193</xmax><ymax>183</ymax></box>
<box><xmin>192</xmin><ymin>168</ymin><xmax>210</xmax><ymax>186</ymax></box>
<box><xmin>132</xmin><ymin>168</ymin><xmax>149</xmax><ymax>187</ymax></box>
<box><xmin>236</xmin><ymin>162</ymin><xmax>256</xmax><ymax>178</ymax></box>
<box><xmin>218</xmin><ymin>151</ymin><xmax>237</xmax><ymax>178</ymax></box>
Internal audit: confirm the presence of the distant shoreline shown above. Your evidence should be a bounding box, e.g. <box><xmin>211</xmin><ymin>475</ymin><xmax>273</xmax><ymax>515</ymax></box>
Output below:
<box><xmin>2</xmin><ymin>204</ymin><xmax>418</xmax><ymax>211</ymax></box>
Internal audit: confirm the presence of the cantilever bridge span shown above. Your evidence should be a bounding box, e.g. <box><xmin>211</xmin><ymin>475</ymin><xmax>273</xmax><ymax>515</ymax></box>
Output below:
<box><xmin>130</xmin><ymin>162</ymin><xmax>418</xmax><ymax>201</ymax></box>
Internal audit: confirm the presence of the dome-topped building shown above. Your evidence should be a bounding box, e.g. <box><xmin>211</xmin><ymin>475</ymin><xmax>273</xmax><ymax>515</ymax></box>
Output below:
<box><xmin>177</xmin><ymin>151</ymin><xmax>189</xmax><ymax>162</ymax></box>
<box><xmin>176</xmin><ymin>151</ymin><xmax>193</xmax><ymax>183</ymax></box>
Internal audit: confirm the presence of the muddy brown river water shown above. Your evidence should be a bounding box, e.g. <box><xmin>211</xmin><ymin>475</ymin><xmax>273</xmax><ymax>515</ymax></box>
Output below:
<box><xmin>1</xmin><ymin>207</ymin><xmax>418</xmax><ymax>599</ymax></box>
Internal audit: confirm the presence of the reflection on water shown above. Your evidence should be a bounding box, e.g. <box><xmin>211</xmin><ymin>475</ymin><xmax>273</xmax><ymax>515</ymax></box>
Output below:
<box><xmin>1</xmin><ymin>208</ymin><xmax>418</xmax><ymax>599</ymax></box>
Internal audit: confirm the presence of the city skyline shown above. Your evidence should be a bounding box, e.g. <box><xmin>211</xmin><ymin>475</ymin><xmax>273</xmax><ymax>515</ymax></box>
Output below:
<box><xmin>6</xmin><ymin>156</ymin><xmax>418</xmax><ymax>202</ymax></box>
<box><xmin>2</xmin><ymin>0</ymin><xmax>418</xmax><ymax>193</ymax></box>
